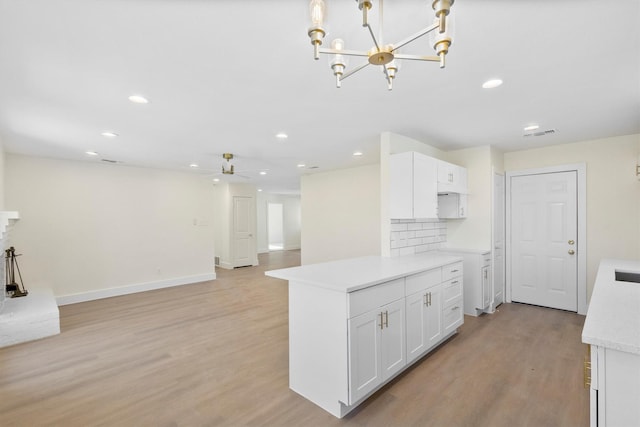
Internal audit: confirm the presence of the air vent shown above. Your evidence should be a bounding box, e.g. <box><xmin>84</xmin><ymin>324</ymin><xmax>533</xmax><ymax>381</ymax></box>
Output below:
<box><xmin>101</xmin><ymin>158</ymin><xmax>119</xmax><ymax>163</ymax></box>
<box><xmin>524</xmin><ymin>129</ymin><xmax>556</xmax><ymax>137</ymax></box>
<box><xmin>307</xmin><ymin>166</ymin><xmax>320</xmax><ymax>169</ymax></box>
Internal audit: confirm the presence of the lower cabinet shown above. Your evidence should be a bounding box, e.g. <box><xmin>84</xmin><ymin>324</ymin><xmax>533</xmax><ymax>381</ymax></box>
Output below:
<box><xmin>348</xmin><ymin>298</ymin><xmax>405</xmax><ymax>404</ymax></box>
<box><xmin>588</xmin><ymin>344</ymin><xmax>640</xmax><ymax>426</ymax></box>
<box><xmin>405</xmin><ymin>276</ymin><xmax>443</xmax><ymax>363</ymax></box>
<box><xmin>286</xmin><ymin>260</ymin><xmax>464</xmax><ymax>419</ymax></box>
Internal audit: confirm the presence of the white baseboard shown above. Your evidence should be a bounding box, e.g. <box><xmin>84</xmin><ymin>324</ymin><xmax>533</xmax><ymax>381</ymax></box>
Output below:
<box><xmin>56</xmin><ymin>273</ymin><xmax>216</xmax><ymax>306</ymax></box>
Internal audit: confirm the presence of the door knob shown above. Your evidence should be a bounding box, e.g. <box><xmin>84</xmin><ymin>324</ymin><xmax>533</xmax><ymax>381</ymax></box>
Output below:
<box><xmin>568</xmin><ymin>249</ymin><xmax>575</xmax><ymax>255</ymax></box>
<box><xmin>568</xmin><ymin>240</ymin><xmax>575</xmax><ymax>245</ymax></box>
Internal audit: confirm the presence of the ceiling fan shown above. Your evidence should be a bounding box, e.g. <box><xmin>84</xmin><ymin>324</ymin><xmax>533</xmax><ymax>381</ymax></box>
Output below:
<box><xmin>207</xmin><ymin>153</ymin><xmax>268</xmax><ymax>180</ymax></box>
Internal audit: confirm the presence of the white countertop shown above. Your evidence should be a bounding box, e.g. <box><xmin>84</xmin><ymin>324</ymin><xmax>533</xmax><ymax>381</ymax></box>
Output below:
<box><xmin>265</xmin><ymin>253</ymin><xmax>463</xmax><ymax>293</ymax></box>
<box><xmin>582</xmin><ymin>259</ymin><xmax>640</xmax><ymax>355</ymax></box>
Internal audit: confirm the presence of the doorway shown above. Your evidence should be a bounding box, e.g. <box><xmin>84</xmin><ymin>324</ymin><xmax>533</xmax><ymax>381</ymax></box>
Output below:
<box><xmin>506</xmin><ymin>164</ymin><xmax>587</xmax><ymax>314</ymax></box>
<box><xmin>268</xmin><ymin>203</ymin><xmax>284</xmax><ymax>251</ymax></box>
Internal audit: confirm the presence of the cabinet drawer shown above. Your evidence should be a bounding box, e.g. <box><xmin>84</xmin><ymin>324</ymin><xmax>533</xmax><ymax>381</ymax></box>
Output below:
<box><xmin>442</xmin><ymin>262</ymin><xmax>463</xmax><ymax>281</ymax></box>
<box><xmin>443</xmin><ymin>298</ymin><xmax>464</xmax><ymax>333</ymax></box>
<box><xmin>348</xmin><ymin>278</ymin><xmax>405</xmax><ymax>318</ymax></box>
<box><xmin>442</xmin><ymin>277</ymin><xmax>462</xmax><ymax>306</ymax></box>
<box><xmin>405</xmin><ymin>268</ymin><xmax>442</xmax><ymax>295</ymax></box>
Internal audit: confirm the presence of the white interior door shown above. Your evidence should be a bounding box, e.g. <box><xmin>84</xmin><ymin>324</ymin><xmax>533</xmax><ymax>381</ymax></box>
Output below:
<box><xmin>493</xmin><ymin>172</ymin><xmax>505</xmax><ymax>306</ymax></box>
<box><xmin>510</xmin><ymin>171</ymin><xmax>578</xmax><ymax>311</ymax></box>
<box><xmin>233</xmin><ymin>196</ymin><xmax>255</xmax><ymax>268</ymax></box>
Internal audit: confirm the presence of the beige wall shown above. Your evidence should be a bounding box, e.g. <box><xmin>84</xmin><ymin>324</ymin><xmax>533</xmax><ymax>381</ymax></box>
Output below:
<box><xmin>5</xmin><ymin>154</ymin><xmax>216</xmax><ymax>302</ymax></box>
<box><xmin>504</xmin><ymin>133</ymin><xmax>640</xmax><ymax>297</ymax></box>
<box><xmin>301</xmin><ymin>164</ymin><xmax>381</xmax><ymax>265</ymax></box>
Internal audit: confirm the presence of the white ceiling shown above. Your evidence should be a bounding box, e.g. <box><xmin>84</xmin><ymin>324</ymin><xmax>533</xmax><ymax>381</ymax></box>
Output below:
<box><xmin>0</xmin><ymin>0</ymin><xmax>638</xmax><ymax>194</ymax></box>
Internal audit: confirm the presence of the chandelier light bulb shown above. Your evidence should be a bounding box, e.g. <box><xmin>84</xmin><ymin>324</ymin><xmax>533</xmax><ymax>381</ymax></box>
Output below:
<box><xmin>308</xmin><ymin>0</ymin><xmax>327</xmax><ymax>59</ymax></box>
<box><xmin>309</xmin><ymin>0</ymin><xmax>325</xmax><ymax>28</ymax></box>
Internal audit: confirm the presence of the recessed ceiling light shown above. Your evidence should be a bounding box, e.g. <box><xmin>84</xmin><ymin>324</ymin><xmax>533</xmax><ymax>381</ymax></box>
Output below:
<box><xmin>101</xmin><ymin>132</ymin><xmax>118</xmax><ymax>138</ymax></box>
<box><xmin>86</xmin><ymin>151</ymin><xmax>99</xmax><ymax>156</ymax></box>
<box><xmin>259</xmin><ymin>171</ymin><xmax>267</xmax><ymax>175</ymax></box>
<box><xmin>213</xmin><ymin>178</ymin><xmax>220</xmax><ymax>182</ymax></box>
<box><xmin>297</xmin><ymin>163</ymin><xmax>306</xmax><ymax>168</ymax></box>
<box><xmin>189</xmin><ymin>163</ymin><xmax>199</xmax><ymax>168</ymax></box>
<box><xmin>275</xmin><ymin>132</ymin><xmax>288</xmax><ymax>139</ymax></box>
<box><xmin>258</xmin><ymin>189</ymin><xmax>263</xmax><ymax>192</ymax></box>
<box><xmin>482</xmin><ymin>79</ymin><xmax>503</xmax><ymax>89</ymax></box>
<box><xmin>128</xmin><ymin>94</ymin><xmax>149</xmax><ymax>104</ymax></box>
<box><xmin>524</xmin><ymin>124</ymin><xmax>540</xmax><ymax>132</ymax></box>
<box><xmin>353</xmin><ymin>151</ymin><xmax>363</xmax><ymax>156</ymax></box>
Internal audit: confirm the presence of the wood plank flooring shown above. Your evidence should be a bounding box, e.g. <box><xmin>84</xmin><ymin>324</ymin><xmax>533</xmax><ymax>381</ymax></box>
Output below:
<box><xmin>0</xmin><ymin>250</ymin><xmax>589</xmax><ymax>426</ymax></box>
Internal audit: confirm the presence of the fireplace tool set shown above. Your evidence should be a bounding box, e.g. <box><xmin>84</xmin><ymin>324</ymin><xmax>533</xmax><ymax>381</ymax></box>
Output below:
<box><xmin>5</xmin><ymin>246</ymin><xmax>27</xmax><ymax>298</ymax></box>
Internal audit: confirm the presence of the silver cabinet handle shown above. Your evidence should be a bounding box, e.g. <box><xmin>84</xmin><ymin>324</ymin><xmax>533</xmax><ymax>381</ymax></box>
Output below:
<box><xmin>568</xmin><ymin>249</ymin><xmax>575</xmax><ymax>255</ymax></box>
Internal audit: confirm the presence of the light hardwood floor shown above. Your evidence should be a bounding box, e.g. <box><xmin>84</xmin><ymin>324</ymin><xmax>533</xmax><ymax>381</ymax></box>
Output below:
<box><xmin>0</xmin><ymin>250</ymin><xmax>589</xmax><ymax>426</ymax></box>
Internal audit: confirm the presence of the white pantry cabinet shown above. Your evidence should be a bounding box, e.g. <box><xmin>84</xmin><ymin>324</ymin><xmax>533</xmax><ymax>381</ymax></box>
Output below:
<box><xmin>389</xmin><ymin>151</ymin><xmax>438</xmax><ymax>219</ymax></box>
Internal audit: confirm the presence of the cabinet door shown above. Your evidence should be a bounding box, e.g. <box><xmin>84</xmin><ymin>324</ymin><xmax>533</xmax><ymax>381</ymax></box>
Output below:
<box><xmin>458</xmin><ymin>193</ymin><xmax>468</xmax><ymax>218</ymax></box>
<box><xmin>437</xmin><ymin>160</ymin><xmax>454</xmax><ymax>184</ymax></box>
<box><xmin>348</xmin><ymin>310</ymin><xmax>382</xmax><ymax>404</ymax></box>
<box><xmin>405</xmin><ymin>291</ymin><xmax>427</xmax><ymax>363</ymax></box>
<box><xmin>425</xmin><ymin>285</ymin><xmax>443</xmax><ymax>349</ymax></box>
<box><xmin>443</xmin><ymin>301</ymin><xmax>463</xmax><ymax>336</ymax></box>
<box><xmin>413</xmin><ymin>153</ymin><xmax>438</xmax><ymax>219</ymax></box>
<box><xmin>482</xmin><ymin>265</ymin><xmax>491</xmax><ymax>309</ymax></box>
<box><xmin>380</xmin><ymin>299</ymin><xmax>406</xmax><ymax>381</ymax></box>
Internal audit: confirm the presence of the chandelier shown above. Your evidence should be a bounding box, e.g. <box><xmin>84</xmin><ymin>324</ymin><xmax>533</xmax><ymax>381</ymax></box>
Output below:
<box><xmin>307</xmin><ymin>0</ymin><xmax>455</xmax><ymax>90</ymax></box>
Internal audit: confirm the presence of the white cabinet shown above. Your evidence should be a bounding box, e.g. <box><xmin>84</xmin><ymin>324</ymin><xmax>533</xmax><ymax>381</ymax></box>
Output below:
<box><xmin>348</xmin><ymin>298</ymin><xmax>405</xmax><ymax>403</ymax></box>
<box><xmin>348</xmin><ymin>279</ymin><xmax>405</xmax><ymax>404</ymax></box>
<box><xmin>440</xmin><ymin>251</ymin><xmax>491</xmax><ymax>317</ymax></box>
<box><xmin>588</xmin><ymin>345</ymin><xmax>640</xmax><ymax>426</ymax></box>
<box><xmin>437</xmin><ymin>193</ymin><xmax>468</xmax><ymax>219</ymax></box>
<box><xmin>437</xmin><ymin>160</ymin><xmax>468</xmax><ymax>194</ymax></box>
<box><xmin>389</xmin><ymin>151</ymin><xmax>438</xmax><ymax>219</ymax></box>
<box><xmin>441</xmin><ymin>262</ymin><xmax>464</xmax><ymax>335</ymax></box>
<box><xmin>405</xmin><ymin>269</ymin><xmax>443</xmax><ymax>363</ymax></box>
<box><xmin>268</xmin><ymin>256</ymin><xmax>464</xmax><ymax>418</ymax></box>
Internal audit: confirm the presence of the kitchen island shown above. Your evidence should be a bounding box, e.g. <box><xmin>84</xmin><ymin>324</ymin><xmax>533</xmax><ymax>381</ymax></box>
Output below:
<box><xmin>582</xmin><ymin>259</ymin><xmax>640</xmax><ymax>426</ymax></box>
<box><xmin>266</xmin><ymin>253</ymin><xmax>464</xmax><ymax>418</ymax></box>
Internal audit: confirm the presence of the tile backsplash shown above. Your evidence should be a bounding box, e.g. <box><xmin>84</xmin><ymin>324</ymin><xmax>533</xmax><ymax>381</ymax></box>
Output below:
<box><xmin>390</xmin><ymin>219</ymin><xmax>446</xmax><ymax>257</ymax></box>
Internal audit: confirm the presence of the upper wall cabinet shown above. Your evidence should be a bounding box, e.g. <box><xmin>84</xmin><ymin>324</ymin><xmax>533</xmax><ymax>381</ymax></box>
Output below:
<box><xmin>437</xmin><ymin>160</ymin><xmax>468</xmax><ymax>194</ymax></box>
<box><xmin>389</xmin><ymin>152</ymin><xmax>438</xmax><ymax>219</ymax></box>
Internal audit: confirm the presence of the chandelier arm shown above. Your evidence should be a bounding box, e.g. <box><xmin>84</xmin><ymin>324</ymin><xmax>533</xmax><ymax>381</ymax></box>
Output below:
<box><xmin>391</xmin><ymin>22</ymin><xmax>439</xmax><ymax>52</ymax></box>
<box><xmin>319</xmin><ymin>48</ymin><xmax>370</xmax><ymax>58</ymax></box>
<box><xmin>393</xmin><ymin>53</ymin><xmax>441</xmax><ymax>62</ymax></box>
<box><xmin>365</xmin><ymin>23</ymin><xmax>381</xmax><ymax>52</ymax></box>
<box><xmin>339</xmin><ymin>62</ymin><xmax>371</xmax><ymax>81</ymax></box>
